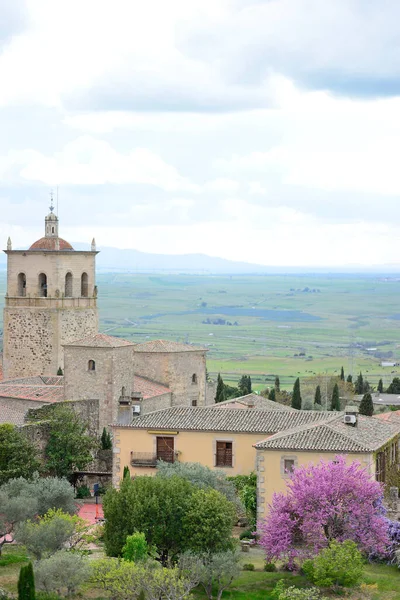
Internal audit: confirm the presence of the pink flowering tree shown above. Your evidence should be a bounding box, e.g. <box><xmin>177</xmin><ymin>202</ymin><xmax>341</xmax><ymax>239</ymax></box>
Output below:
<box><xmin>258</xmin><ymin>456</ymin><xmax>389</xmax><ymax>568</ymax></box>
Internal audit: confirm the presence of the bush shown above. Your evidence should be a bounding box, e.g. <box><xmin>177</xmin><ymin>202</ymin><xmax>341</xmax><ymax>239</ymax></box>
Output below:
<box><xmin>239</xmin><ymin>529</ymin><xmax>255</xmax><ymax>540</ymax></box>
<box><xmin>122</xmin><ymin>532</ymin><xmax>149</xmax><ymax>562</ymax></box>
<box><xmin>34</xmin><ymin>551</ymin><xmax>90</xmax><ymax>596</ymax></box>
<box><xmin>264</xmin><ymin>562</ymin><xmax>277</xmax><ymax>572</ymax></box>
<box><xmin>75</xmin><ymin>485</ymin><xmax>91</xmax><ymax>499</ymax></box>
<box><xmin>36</xmin><ymin>594</ymin><xmax>63</xmax><ymax>600</ymax></box>
<box><xmin>0</xmin><ymin>589</ymin><xmax>10</xmax><ymax>600</ymax></box>
<box><xmin>242</xmin><ymin>563</ymin><xmax>255</xmax><ymax>571</ymax></box>
<box><xmin>302</xmin><ymin>540</ymin><xmax>364</xmax><ymax>589</ymax></box>
<box><xmin>273</xmin><ymin>580</ymin><xmax>328</xmax><ymax>600</ymax></box>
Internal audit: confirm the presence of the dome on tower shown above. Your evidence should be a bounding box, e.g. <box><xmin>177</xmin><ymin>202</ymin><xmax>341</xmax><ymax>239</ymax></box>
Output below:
<box><xmin>29</xmin><ymin>237</ymin><xmax>74</xmax><ymax>251</ymax></box>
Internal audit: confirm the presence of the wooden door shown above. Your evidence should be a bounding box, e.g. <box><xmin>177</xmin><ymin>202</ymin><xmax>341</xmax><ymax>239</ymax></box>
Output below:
<box><xmin>156</xmin><ymin>436</ymin><xmax>174</xmax><ymax>463</ymax></box>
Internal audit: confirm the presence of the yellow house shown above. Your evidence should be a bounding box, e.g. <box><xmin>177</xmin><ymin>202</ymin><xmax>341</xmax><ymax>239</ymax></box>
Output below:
<box><xmin>254</xmin><ymin>408</ymin><xmax>400</xmax><ymax>518</ymax></box>
<box><xmin>111</xmin><ymin>406</ymin><xmax>331</xmax><ymax>486</ymax></box>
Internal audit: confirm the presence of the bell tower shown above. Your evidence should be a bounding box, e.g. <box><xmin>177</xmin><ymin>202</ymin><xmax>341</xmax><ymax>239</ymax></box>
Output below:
<box><xmin>3</xmin><ymin>206</ymin><xmax>99</xmax><ymax>379</ymax></box>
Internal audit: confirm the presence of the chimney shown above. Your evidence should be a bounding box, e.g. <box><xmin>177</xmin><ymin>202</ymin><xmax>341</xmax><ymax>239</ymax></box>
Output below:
<box><xmin>343</xmin><ymin>405</ymin><xmax>358</xmax><ymax>427</ymax></box>
<box><xmin>247</xmin><ymin>399</ymin><xmax>255</xmax><ymax>409</ymax></box>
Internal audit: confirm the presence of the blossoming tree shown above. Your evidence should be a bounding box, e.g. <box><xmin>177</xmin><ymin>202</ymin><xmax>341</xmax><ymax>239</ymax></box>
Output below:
<box><xmin>258</xmin><ymin>456</ymin><xmax>388</xmax><ymax>567</ymax></box>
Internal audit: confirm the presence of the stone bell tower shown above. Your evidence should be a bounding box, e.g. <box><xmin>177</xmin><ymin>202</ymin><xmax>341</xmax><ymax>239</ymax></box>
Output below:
<box><xmin>3</xmin><ymin>204</ymin><xmax>99</xmax><ymax>379</ymax></box>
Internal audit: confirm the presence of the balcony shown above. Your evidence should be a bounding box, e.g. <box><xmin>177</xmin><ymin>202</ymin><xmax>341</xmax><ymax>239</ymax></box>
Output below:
<box><xmin>131</xmin><ymin>452</ymin><xmax>158</xmax><ymax>467</ymax></box>
<box><xmin>5</xmin><ymin>296</ymin><xmax>97</xmax><ymax>309</ymax></box>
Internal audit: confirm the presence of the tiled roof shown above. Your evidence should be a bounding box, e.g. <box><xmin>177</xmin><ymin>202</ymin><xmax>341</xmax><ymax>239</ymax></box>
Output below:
<box><xmin>134</xmin><ymin>340</ymin><xmax>206</xmax><ymax>353</ymax></box>
<box><xmin>65</xmin><ymin>333</ymin><xmax>135</xmax><ymax>348</ymax></box>
<box><xmin>0</xmin><ymin>383</ymin><xmax>64</xmax><ymax>403</ymax></box>
<box><xmin>112</xmin><ymin>406</ymin><xmax>331</xmax><ymax>433</ymax></box>
<box><xmin>0</xmin><ymin>400</ymin><xmax>27</xmax><ymax>425</ymax></box>
<box><xmin>3</xmin><ymin>375</ymin><xmax>64</xmax><ymax>386</ymax></box>
<box><xmin>29</xmin><ymin>237</ymin><xmax>74</xmax><ymax>250</ymax></box>
<box><xmin>374</xmin><ymin>410</ymin><xmax>400</xmax><ymax>423</ymax></box>
<box><xmin>134</xmin><ymin>376</ymin><xmax>171</xmax><ymax>399</ymax></box>
<box><xmin>213</xmin><ymin>393</ymin><xmax>292</xmax><ymax>412</ymax></box>
<box><xmin>254</xmin><ymin>414</ymin><xmax>400</xmax><ymax>453</ymax></box>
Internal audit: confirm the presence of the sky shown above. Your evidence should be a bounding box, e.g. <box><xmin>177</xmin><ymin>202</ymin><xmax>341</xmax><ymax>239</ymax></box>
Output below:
<box><xmin>1</xmin><ymin>0</ymin><xmax>400</xmax><ymax>267</ymax></box>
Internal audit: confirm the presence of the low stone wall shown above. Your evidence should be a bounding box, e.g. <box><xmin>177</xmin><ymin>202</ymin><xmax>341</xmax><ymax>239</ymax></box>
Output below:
<box><xmin>25</xmin><ymin>398</ymin><xmax>99</xmax><ymax>436</ymax></box>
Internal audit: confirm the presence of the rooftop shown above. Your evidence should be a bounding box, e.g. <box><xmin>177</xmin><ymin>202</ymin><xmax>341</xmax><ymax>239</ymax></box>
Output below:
<box><xmin>112</xmin><ymin>406</ymin><xmax>331</xmax><ymax>433</ymax></box>
<box><xmin>0</xmin><ymin>381</ymin><xmax>64</xmax><ymax>403</ymax></box>
<box><xmin>64</xmin><ymin>333</ymin><xmax>135</xmax><ymax>348</ymax></box>
<box><xmin>374</xmin><ymin>410</ymin><xmax>400</xmax><ymax>424</ymax></box>
<box><xmin>29</xmin><ymin>237</ymin><xmax>74</xmax><ymax>251</ymax></box>
<box><xmin>254</xmin><ymin>413</ymin><xmax>400</xmax><ymax>453</ymax></box>
<box><xmin>133</xmin><ymin>376</ymin><xmax>170</xmax><ymax>399</ymax></box>
<box><xmin>0</xmin><ymin>400</ymin><xmax>27</xmax><ymax>425</ymax></box>
<box><xmin>134</xmin><ymin>339</ymin><xmax>206</xmax><ymax>353</ymax></box>
<box><xmin>212</xmin><ymin>393</ymin><xmax>292</xmax><ymax>412</ymax></box>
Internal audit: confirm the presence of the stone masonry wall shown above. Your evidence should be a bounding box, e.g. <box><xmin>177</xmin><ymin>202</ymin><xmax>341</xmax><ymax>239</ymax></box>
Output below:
<box><xmin>133</xmin><ymin>351</ymin><xmax>207</xmax><ymax>406</ymax></box>
<box><xmin>140</xmin><ymin>392</ymin><xmax>172</xmax><ymax>415</ymax></box>
<box><xmin>3</xmin><ymin>307</ymin><xmax>98</xmax><ymax>379</ymax></box>
<box><xmin>26</xmin><ymin>398</ymin><xmax>100</xmax><ymax>436</ymax></box>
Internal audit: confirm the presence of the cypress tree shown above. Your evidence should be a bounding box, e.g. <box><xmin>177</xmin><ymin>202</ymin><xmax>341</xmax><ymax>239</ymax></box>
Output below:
<box><xmin>123</xmin><ymin>465</ymin><xmax>130</xmax><ymax>479</ymax></box>
<box><xmin>330</xmin><ymin>383</ymin><xmax>340</xmax><ymax>411</ymax></box>
<box><xmin>340</xmin><ymin>366</ymin><xmax>345</xmax><ymax>381</ymax></box>
<box><xmin>57</xmin><ymin>367</ymin><xmax>63</xmax><ymax>376</ymax></box>
<box><xmin>101</xmin><ymin>427</ymin><xmax>112</xmax><ymax>450</ymax></box>
<box><xmin>215</xmin><ymin>373</ymin><xmax>226</xmax><ymax>403</ymax></box>
<box><xmin>359</xmin><ymin>392</ymin><xmax>374</xmax><ymax>416</ymax></box>
<box><xmin>18</xmin><ymin>562</ymin><xmax>35</xmax><ymax>600</ymax></box>
<box><xmin>378</xmin><ymin>378</ymin><xmax>384</xmax><ymax>394</ymax></box>
<box><xmin>291</xmin><ymin>378</ymin><xmax>302</xmax><ymax>410</ymax></box>
<box><xmin>269</xmin><ymin>388</ymin><xmax>276</xmax><ymax>401</ymax></box>
<box><xmin>355</xmin><ymin>372</ymin><xmax>364</xmax><ymax>395</ymax></box>
<box><xmin>248</xmin><ymin>375</ymin><xmax>252</xmax><ymax>394</ymax></box>
<box><xmin>346</xmin><ymin>374</ymin><xmax>353</xmax><ymax>383</ymax></box>
<box><xmin>274</xmin><ymin>376</ymin><xmax>280</xmax><ymax>393</ymax></box>
<box><xmin>314</xmin><ymin>385</ymin><xmax>322</xmax><ymax>405</ymax></box>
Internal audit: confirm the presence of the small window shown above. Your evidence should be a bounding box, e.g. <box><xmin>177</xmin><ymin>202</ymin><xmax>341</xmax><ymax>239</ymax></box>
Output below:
<box><xmin>17</xmin><ymin>273</ymin><xmax>26</xmax><ymax>296</ymax></box>
<box><xmin>81</xmin><ymin>272</ymin><xmax>88</xmax><ymax>297</ymax></box>
<box><xmin>283</xmin><ymin>459</ymin><xmax>295</xmax><ymax>474</ymax></box>
<box><xmin>65</xmin><ymin>272</ymin><xmax>73</xmax><ymax>297</ymax></box>
<box><xmin>216</xmin><ymin>441</ymin><xmax>233</xmax><ymax>467</ymax></box>
<box><xmin>191</xmin><ymin>399</ymin><xmax>197</xmax><ymax>407</ymax></box>
<box><xmin>38</xmin><ymin>273</ymin><xmax>47</xmax><ymax>297</ymax></box>
<box><xmin>191</xmin><ymin>373</ymin><xmax>197</xmax><ymax>384</ymax></box>
<box><xmin>121</xmin><ymin>386</ymin><xmax>126</xmax><ymax>397</ymax></box>
<box><xmin>52</xmin><ymin>226</ymin><xmax>55</xmax><ymax>234</ymax></box>
<box><xmin>88</xmin><ymin>360</ymin><xmax>96</xmax><ymax>371</ymax></box>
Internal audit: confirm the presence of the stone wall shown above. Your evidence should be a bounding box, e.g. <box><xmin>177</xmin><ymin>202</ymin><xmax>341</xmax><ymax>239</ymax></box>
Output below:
<box><xmin>140</xmin><ymin>392</ymin><xmax>172</xmax><ymax>415</ymax></box>
<box><xmin>206</xmin><ymin>381</ymin><xmax>217</xmax><ymax>405</ymax></box>
<box><xmin>0</xmin><ymin>396</ymin><xmax>51</xmax><ymax>415</ymax></box>
<box><xmin>133</xmin><ymin>350</ymin><xmax>207</xmax><ymax>406</ymax></box>
<box><xmin>26</xmin><ymin>398</ymin><xmax>100</xmax><ymax>436</ymax></box>
<box><xmin>64</xmin><ymin>345</ymin><xmax>135</xmax><ymax>432</ymax></box>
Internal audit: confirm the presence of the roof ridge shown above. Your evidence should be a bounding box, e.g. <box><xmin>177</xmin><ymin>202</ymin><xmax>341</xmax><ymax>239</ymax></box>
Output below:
<box><xmin>254</xmin><ymin>413</ymin><xmax>340</xmax><ymax>446</ymax></box>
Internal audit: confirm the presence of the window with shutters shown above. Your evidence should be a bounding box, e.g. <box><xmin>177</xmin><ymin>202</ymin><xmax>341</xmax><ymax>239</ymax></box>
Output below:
<box><xmin>156</xmin><ymin>436</ymin><xmax>175</xmax><ymax>463</ymax></box>
<box><xmin>284</xmin><ymin>459</ymin><xmax>295</xmax><ymax>474</ymax></box>
<box><xmin>216</xmin><ymin>441</ymin><xmax>233</xmax><ymax>467</ymax></box>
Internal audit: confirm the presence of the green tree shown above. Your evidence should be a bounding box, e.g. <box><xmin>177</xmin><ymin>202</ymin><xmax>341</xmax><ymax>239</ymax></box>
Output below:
<box><xmin>354</xmin><ymin>372</ymin><xmax>364</xmax><ymax>395</ymax></box>
<box><xmin>291</xmin><ymin>378</ymin><xmax>302</xmax><ymax>410</ymax></box>
<box><xmin>101</xmin><ymin>428</ymin><xmax>112</xmax><ymax>450</ymax></box>
<box><xmin>18</xmin><ymin>562</ymin><xmax>35</xmax><ymax>600</ymax></box>
<box><xmin>103</xmin><ymin>475</ymin><xmax>195</xmax><ymax>562</ymax></box>
<box><xmin>303</xmin><ymin>540</ymin><xmax>363</xmax><ymax>589</ymax></box>
<box><xmin>122</xmin><ymin>533</ymin><xmax>149</xmax><ymax>562</ymax></box>
<box><xmin>347</xmin><ymin>374</ymin><xmax>353</xmax><ymax>383</ymax></box>
<box><xmin>34</xmin><ymin>551</ymin><xmax>90</xmax><ymax>596</ymax></box>
<box><xmin>274</xmin><ymin>376</ymin><xmax>280</xmax><ymax>393</ymax></box>
<box><xmin>387</xmin><ymin>377</ymin><xmax>400</xmax><ymax>394</ymax></box>
<box><xmin>268</xmin><ymin>388</ymin><xmax>276</xmax><ymax>401</ymax></box>
<box><xmin>359</xmin><ymin>392</ymin><xmax>374</xmax><ymax>416</ymax></box>
<box><xmin>180</xmin><ymin>550</ymin><xmax>240</xmax><ymax>600</ymax></box>
<box><xmin>314</xmin><ymin>385</ymin><xmax>322</xmax><ymax>406</ymax></box>
<box><xmin>0</xmin><ymin>424</ymin><xmax>40</xmax><ymax>486</ymax></box>
<box><xmin>89</xmin><ymin>558</ymin><xmax>142</xmax><ymax>600</ymax></box>
<box><xmin>340</xmin><ymin>366</ymin><xmax>345</xmax><ymax>381</ymax></box>
<box><xmin>378</xmin><ymin>378</ymin><xmax>384</xmax><ymax>393</ymax></box>
<box><xmin>330</xmin><ymin>383</ymin><xmax>340</xmax><ymax>411</ymax></box>
<box><xmin>238</xmin><ymin>375</ymin><xmax>251</xmax><ymax>396</ymax></box>
<box><xmin>45</xmin><ymin>405</ymin><xmax>95</xmax><ymax>480</ymax></box>
<box><xmin>123</xmin><ymin>465</ymin><xmax>130</xmax><ymax>479</ymax></box>
<box><xmin>57</xmin><ymin>367</ymin><xmax>64</xmax><ymax>376</ymax></box>
<box><xmin>182</xmin><ymin>488</ymin><xmax>235</xmax><ymax>555</ymax></box>
<box><xmin>215</xmin><ymin>374</ymin><xmax>226</xmax><ymax>403</ymax></box>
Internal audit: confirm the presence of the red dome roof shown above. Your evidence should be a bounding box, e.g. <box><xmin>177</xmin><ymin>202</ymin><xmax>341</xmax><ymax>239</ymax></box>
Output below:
<box><xmin>29</xmin><ymin>237</ymin><xmax>74</xmax><ymax>251</ymax></box>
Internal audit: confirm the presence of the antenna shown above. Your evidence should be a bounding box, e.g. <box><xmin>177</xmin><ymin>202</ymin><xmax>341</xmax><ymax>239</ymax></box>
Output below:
<box><xmin>56</xmin><ymin>186</ymin><xmax>59</xmax><ymax>217</ymax></box>
<box><xmin>49</xmin><ymin>189</ymin><xmax>54</xmax><ymax>213</ymax></box>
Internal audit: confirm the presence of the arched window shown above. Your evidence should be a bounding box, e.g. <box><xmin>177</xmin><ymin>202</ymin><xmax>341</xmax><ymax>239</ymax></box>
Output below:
<box><xmin>192</xmin><ymin>373</ymin><xmax>197</xmax><ymax>384</ymax></box>
<box><xmin>38</xmin><ymin>273</ymin><xmax>47</xmax><ymax>297</ymax></box>
<box><xmin>88</xmin><ymin>360</ymin><xmax>95</xmax><ymax>371</ymax></box>
<box><xmin>51</xmin><ymin>226</ymin><xmax>55</xmax><ymax>234</ymax></box>
<box><xmin>17</xmin><ymin>273</ymin><xmax>26</xmax><ymax>296</ymax></box>
<box><xmin>81</xmin><ymin>272</ymin><xmax>88</xmax><ymax>297</ymax></box>
<box><xmin>121</xmin><ymin>386</ymin><xmax>126</xmax><ymax>397</ymax></box>
<box><xmin>65</xmin><ymin>272</ymin><xmax>73</xmax><ymax>297</ymax></box>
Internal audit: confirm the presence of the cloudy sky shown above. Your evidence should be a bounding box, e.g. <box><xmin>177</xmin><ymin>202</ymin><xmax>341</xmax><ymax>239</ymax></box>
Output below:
<box><xmin>1</xmin><ymin>0</ymin><xmax>400</xmax><ymax>267</ymax></box>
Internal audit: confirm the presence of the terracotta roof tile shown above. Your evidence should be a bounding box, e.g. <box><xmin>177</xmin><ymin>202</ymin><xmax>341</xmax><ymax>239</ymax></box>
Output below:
<box><xmin>0</xmin><ymin>383</ymin><xmax>64</xmax><ymax>403</ymax></box>
<box><xmin>65</xmin><ymin>333</ymin><xmax>135</xmax><ymax>348</ymax></box>
<box><xmin>374</xmin><ymin>411</ymin><xmax>400</xmax><ymax>423</ymax></box>
<box><xmin>112</xmin><ymin>406</ymin><xmax>330</xmax><ymax>433</ymax></box>
<box><xmin>134</xmin><ymin>340</ymin><xmax>206</xmax><ymax>353</ymax></box>
<box><xmin>134</xmin><ymin>376</ymin><xmax>170</xmax><ymax>399</ymax></box>
<box><xmin>29</xmin><ymin>237</ymin><xmax>74</xmax><ymax>250</ymax></box>
<box><xmin>0</xmin><ymin>401</ymin><xmax>27</xmax><ymax>425</ymax></box>
<box><xmin>213</xmin><ymin>393</ymin><xmax>292</xmax><ymax>412</ymax></box>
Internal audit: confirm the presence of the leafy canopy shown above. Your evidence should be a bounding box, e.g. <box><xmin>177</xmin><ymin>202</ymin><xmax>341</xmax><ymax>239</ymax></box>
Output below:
<box><xmin>303</xmin><ymin>540</ymin><xmax>364</xmax><ymax>589</ymax></box>
<box><xmin>0</xmin><ymin>424</ymin><xmax>40</xmax><ymax>486</ymax></box>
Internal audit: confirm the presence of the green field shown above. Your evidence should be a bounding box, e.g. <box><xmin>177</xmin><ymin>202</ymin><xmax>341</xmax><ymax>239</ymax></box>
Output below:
<box><xmin>1</xmin><ymin>271</ymin><xmax>400</xmax><ymax>391</ymax></box>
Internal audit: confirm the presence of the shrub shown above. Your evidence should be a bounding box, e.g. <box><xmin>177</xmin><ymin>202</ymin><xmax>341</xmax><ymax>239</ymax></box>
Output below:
<box><xmin>242</xmin><ymin>563</ymin><xmax>255</xmax><ymax>571</ymax></box>
<box><xmin>239</xmin><ymin>529</ymin><xmax>255</xmax><ymax>540</ymax></box>
<box><xmin>75</xmin><ymin>485</ymin><xmax>91</xmax><ymax>499</ymax></box>
<box><xmin>36</xmin><ymin>594</ymin><xmax>63</xmax><ymax>600</ymax></box>
<box><xmin>264</xmin><ymin>562</ymin><xmax>277</xmax><ymax>572</ymax></box>
<box><xmin>0</xmin><ymin>589</ymin><xmax>11</xmax><ymax>600</ymax></box>
<box><xmin>273</xmin><ymin>580</ymin><xmax>328</xmax><ymax>600</ymax></box>
<box><xmin>302</xmin><ymin>540</ymin><xmax>364</xmax><ymax>589</ymax></box>
<box><xmin>34</xmin><ymin>551</ymin><xmax>90</xmax><ymax>596</ymax></box>
<box><xmin>122</xmin><ymin>532</ymin><xmax>149</xmax><ymax>562</ymax></box>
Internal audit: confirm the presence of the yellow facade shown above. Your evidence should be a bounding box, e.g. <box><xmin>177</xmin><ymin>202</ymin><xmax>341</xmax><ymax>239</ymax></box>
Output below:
<box><xmin>112</xmin><ymin>426</ymin><xmax>269</xmax><ymax>486</ymax></box>
<box><xmin>256</xmin><ymin>449</ymin><xmax>375</xmax><ymax>517</ymax></box>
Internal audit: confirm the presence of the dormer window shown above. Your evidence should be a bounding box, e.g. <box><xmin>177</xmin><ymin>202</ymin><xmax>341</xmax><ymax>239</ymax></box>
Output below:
<box><xmin>88</xmin><ymin>360</ymin><xmax>96</xmax><ymax>371</ymax></box>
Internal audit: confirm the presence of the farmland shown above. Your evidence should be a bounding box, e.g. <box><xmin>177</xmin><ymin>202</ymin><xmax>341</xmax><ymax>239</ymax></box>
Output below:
<box><xmin>1</xmin><ymin>271</ymin><xmax>400</xmax><ymax>390</ymax></box>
